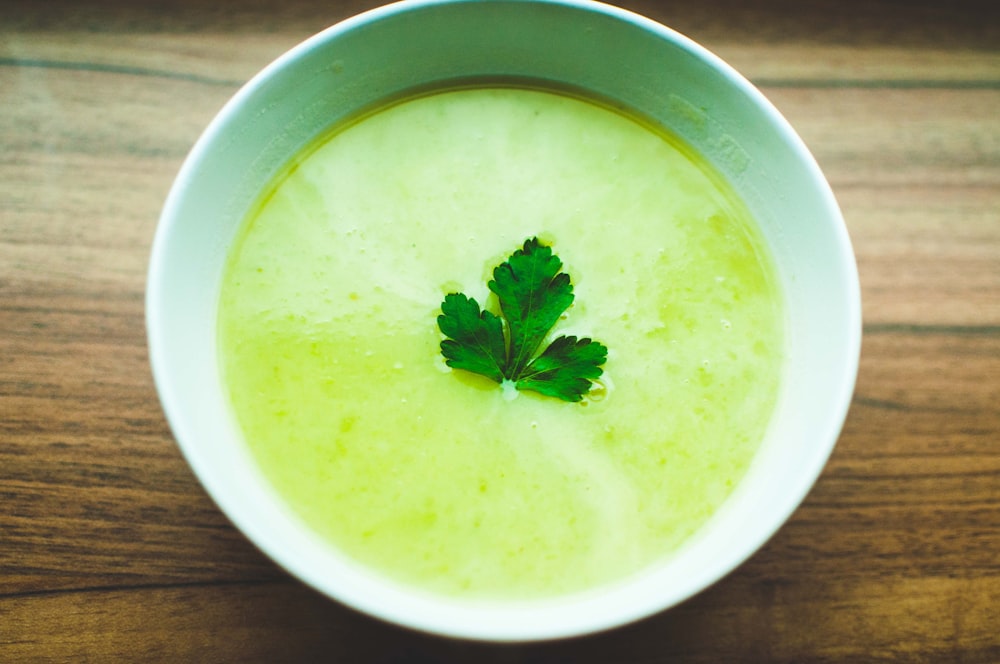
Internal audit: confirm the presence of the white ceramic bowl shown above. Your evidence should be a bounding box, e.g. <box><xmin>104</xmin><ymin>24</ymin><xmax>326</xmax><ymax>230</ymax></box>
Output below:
<box><xmin>147</xmin><ymin>0</ymin><xmax>861</xmax><ymax>642</ymax></box>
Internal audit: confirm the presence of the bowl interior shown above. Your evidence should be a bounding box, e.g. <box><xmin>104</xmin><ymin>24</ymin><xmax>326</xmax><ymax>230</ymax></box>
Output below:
<box><xmin>147</xmin><ymin>0</ymin><xmax>860</xmax><ymax>641</ymax></box>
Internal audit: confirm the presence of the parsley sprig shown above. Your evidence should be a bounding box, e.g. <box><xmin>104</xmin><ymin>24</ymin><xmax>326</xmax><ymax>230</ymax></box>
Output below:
<box><xmin>437</xmin><ymin>238</ymin><xmax>608</xmax><ymax>402</ymax></box>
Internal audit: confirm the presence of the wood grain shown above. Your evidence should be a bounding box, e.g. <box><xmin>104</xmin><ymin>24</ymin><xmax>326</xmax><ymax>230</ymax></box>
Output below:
<box><xmin>2</xmin><ymin>0</ymin><xmax>998</xmax><ymax>661</ymax></box>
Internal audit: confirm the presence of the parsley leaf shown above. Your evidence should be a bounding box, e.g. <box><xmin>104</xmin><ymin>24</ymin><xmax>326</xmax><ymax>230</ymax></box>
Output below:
<box><xmin>489</xmin><ymin>238</ymin><xmax>575</xmax><ymax>379</ymax></box>
<box><xmin>437</xmin><ymin>238</ymin><xmax>608</xmax><ymax>402</ymax></box>
<box><xmin>438</xmin><ymin>293</ymin><xmax>506</xmax><ymax>384</ymax></box>
<box><xmin>515</xmin><ymin>335</ymin><xmax>608</xmax><ymax>401</ymax></box>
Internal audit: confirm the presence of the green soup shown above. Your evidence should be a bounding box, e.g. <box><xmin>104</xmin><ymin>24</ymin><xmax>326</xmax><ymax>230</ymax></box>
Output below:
<box><xmin>218</xmin><ymin>86</ymin><xmax>785</xmax><ymax>599</ymax></box>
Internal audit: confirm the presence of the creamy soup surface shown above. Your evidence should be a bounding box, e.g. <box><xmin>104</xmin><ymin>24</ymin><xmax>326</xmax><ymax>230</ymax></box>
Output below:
<box><xmin>218</xmin><ymin>86</ymin><xmax>785</xmax><ymax>599</ymax></box>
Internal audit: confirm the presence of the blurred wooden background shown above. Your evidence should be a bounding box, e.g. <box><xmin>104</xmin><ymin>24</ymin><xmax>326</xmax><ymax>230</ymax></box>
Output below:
<box><xmin>2</xmin><ymin>0</ymin><xmax>998</xmax><ymax>661</ymax></box>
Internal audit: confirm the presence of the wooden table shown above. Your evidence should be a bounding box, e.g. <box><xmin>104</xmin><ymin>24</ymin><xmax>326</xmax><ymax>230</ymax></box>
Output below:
<box><xmin>2</xmin><ymin>0</ymin><xmax>998</xmax><ymax>661</ymax></box>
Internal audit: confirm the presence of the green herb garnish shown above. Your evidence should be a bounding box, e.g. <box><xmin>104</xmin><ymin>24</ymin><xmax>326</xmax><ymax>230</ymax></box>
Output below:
<box><xmin>437</xmin><ymin>238</ymin><xmax>608</xmax><ymax>402</ymax></box>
